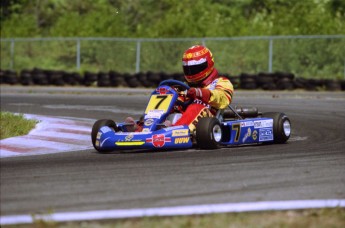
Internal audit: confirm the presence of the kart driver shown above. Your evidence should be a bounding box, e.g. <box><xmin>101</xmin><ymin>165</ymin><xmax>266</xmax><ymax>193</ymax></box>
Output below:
<box><xmin>125</xmin><ymin>45</ymin><xmax>234</xmax><ymax>132</ymax></box>
<box><xmin>172</xmin><ymin>45</ymin><xmax>234</xmax><ymax>132</ymax></box>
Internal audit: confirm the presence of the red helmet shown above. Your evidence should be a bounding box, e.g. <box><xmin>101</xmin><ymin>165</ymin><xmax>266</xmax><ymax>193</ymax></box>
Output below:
<box><xmin>182</xmin><ymin>45</ymin><xmax>215</xmax><ymax>85</ymax></box>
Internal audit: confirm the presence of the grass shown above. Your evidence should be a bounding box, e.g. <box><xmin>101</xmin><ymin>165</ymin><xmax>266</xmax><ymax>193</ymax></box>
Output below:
<box><xmin>0</xmin><ymin>112</ymin><xmax>37</xmax><ymax>139</ymax></box>
<box><xmin>4</xmin><ymin>208</ymin><xmax>345</xmax><ymax>228</ymax></box>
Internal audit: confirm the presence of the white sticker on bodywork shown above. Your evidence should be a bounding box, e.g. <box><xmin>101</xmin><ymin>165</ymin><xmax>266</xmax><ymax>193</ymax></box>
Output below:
<box><xmin>145</xmin><ymin>110</ymin><xmax>165</xmax><ymax>119</ymax></box>
<box><xmin>259</xmin><ymin>128</ymin><xmax>273</xmax><ymax>141</ymax></box>
<box><xmin>100</xmin><ymin>126</ymin><xmax>111</xmax><ymax>133</ymax></box>
<box><xmin>240</xmin><ymin>121</ymin><xmax>254</xmax><ymax>127</ymax></box>
<box><xmin>254</xmin><ymin>119</ymin><xmax>273</xmax><ymax>129</ymax></box>
<box><xmin>242</xmin><ymin>128</ymin><xmax>252</xmax><ymax>143</ymax></box>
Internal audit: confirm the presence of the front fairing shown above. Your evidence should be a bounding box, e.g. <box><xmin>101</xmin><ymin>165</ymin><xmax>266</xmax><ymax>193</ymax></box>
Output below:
<box><xmin>142</xmin><ymin>85</ymin><xmax>177</xmax><ymax>132</ymax></box>
<box><xmin>117</xmin><ymin>85</ymin><xmax>179</xmax><ymax>133</ymax></box>
<box><xmin>94</xmin><ymin>84</ymin><xmax>192</xmax><ymax>151</ymax></box>
<box><xmin>95</xmin><ymin>125</ymin><xmax>192</xmax><ymax>150</ymax></box>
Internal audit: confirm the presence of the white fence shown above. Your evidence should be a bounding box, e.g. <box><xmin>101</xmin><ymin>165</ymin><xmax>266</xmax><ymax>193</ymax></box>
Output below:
<box><xmin>1</xmin><ymin>35</ymin><xmax>344</xmax><ymax>78</ymax></box>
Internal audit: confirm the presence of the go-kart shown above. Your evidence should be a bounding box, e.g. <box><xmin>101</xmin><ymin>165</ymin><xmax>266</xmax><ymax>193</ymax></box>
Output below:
<box><xmin>91</xmin><ymin>79</ymin><xmax>291</xmax><ymax>152</ymax></box>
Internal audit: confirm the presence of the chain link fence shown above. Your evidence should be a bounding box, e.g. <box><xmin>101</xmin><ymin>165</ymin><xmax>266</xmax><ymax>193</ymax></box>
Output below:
<box><xmin>1</xmin><ymin>35</ymin><xmax>345</xmax><ymax>79</ymax></box>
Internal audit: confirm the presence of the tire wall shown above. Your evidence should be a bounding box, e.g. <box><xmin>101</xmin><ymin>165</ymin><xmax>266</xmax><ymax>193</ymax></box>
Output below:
<box><xmin>0</xmin><ymin>69</ymin><xmax>344</xmax><ymax>91</ymax></box>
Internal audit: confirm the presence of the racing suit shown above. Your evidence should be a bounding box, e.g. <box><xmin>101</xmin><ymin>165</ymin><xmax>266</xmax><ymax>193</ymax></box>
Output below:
<box><xmin>174</xmin><ymin>69</ymin><xmax>234</xmax><ymax>132</ymax></box>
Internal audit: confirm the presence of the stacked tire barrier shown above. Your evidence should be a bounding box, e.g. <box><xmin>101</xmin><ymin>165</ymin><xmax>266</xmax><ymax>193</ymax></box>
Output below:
<box><xmin>1</xmin><ymin>68</ymin><xmax>344</xmax><ymax>91</ymax></box>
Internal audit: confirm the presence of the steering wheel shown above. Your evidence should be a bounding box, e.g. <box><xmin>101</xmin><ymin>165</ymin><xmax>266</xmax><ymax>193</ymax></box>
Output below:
<box><xmin>159</xmin><ymin>79</ymin><xmax>192</xmax><ymax>110</ymax></box>
<box><xmin>159</xmin><ymin>79</ymin><xmax>190</xmax><ymax>91</ymax></box>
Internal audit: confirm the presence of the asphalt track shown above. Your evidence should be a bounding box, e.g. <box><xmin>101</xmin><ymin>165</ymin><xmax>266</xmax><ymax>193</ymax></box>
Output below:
<box><xmin>1</xmin><ymin>87</ymin><xmax>345</xmax><ymax>219</ymax></box>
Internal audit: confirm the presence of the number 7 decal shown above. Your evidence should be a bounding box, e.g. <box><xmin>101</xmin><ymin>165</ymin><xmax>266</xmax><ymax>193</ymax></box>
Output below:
<box><xmin>154</xmin><ymin>95</ymin><xmax>168</xmax><ymax>109</ymax></box>
<box><xmin>232</xmin><ymin>123</ymin><xmax>241</xmax><ymax>142</ymax></box>
<box><xmin>145</xmin><ymin>94</ymin><xmax>173</xmax><ymax>114</ymax></box>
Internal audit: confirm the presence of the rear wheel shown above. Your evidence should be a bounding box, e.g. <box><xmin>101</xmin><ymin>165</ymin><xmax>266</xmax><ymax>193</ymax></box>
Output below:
<box><xmin>91</xmin><ymin>119</ymin><xmax>117</xmax><ymax>152</ymax></box>
<box><xmin>196</xmin><ymin>117</ymin><xmax>222</xmax><ymax>149</ymax></box>
<box><xmin>262</xmin><ymin>112</ymin><xmax>291</xmax><ymax>143</ymax></box>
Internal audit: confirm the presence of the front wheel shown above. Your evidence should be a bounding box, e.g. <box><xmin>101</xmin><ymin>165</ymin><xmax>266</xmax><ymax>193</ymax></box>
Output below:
<box><xmin>91</xmin><ymin>119</ymin><xmax>117</xmax><ymax>152</ymax></box>
<box><xmin>262</xmin><ymin>112</ymin><xmax>291</xmax><ymax>143</ymax></box>
<box><xmin>196</xmin><ymin>117</ymin><xmax>222</xmax><ymax>149</ymax></box>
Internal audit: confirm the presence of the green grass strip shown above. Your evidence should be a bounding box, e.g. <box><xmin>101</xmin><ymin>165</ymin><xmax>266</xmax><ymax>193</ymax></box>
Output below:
<box><xmin>0</xmin><ymin>112</ymin><xmax>37</xmax><ymax>140</ymax></box>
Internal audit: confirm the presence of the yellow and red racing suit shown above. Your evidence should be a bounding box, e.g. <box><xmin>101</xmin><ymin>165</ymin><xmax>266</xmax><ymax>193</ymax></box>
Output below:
<box><xmin>174</xmin><ymin>69</ymin><xmax>234</xmax><ymax>132</ymax></box>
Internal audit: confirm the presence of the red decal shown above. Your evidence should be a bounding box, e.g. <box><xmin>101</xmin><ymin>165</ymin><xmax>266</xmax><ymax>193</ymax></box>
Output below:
<box><xmin>156</xmin><ymin>88</ymin><xmax>168</xmax><ymax>95</ymax></box>
<box><xmin>146</xmin><ymin>134</ymin><xmax>171</xmax><ymax>148</ymax></box>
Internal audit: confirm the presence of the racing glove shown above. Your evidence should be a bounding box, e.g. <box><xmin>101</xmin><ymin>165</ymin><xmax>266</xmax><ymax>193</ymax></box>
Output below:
<box><xmin>187</xmin><ymin>87</ymin><xmax>211</xmax><ymax>104</ymax></box>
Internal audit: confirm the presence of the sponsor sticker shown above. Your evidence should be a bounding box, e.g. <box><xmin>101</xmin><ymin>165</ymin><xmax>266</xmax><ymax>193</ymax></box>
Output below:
<box><xmin>156</xmin><ymin>87</ymin><xmax>169</xmax><ymax>95</ymax></box>
<box><xmin>193</xmin><ymin>99</ymin><xmax>210</xmax><ymax>108</ymax></box>
<box><xmin>116</xmin><ymin>133</ymin><xmax>144</xmax><ymax>146</ymax></box>
<box><xmin>163</xmin><ymin>125</ymin><xmax>185</xmax><ymax>131</ymax></box>
<box><xmin>146</xmin><ymin>134</ymin><xmax>171</xmax><ymax>148</ymax></box>
<box><xmin>144</xmin><ymin>118</ymin><xmax>154</xmax><ymax>126</ymax></box>
<box><xmin>183</xmin><ymin>58</ymin><xmax>207</xmax><ymax>66</ymax></box>
<box><xmin>259</xmin><ymin>128</ymin><xmax>273</xmax><ymax>141</ymax></box>
<box><xmin>252</xmin><ymin>130</ymin><xmax>258</xmax><ymax>140</ymax></box>
<box><xmin>174</xmin><ymin>137</ymin><xmax>190</xmax><ymax>144</ymax></box>
<box><xmin>209</xmin><ymin>79</ymin><xmax>218</xmax><ymax>90</ymax></box>
<box><xmin>172</xmin><ymin>129</ymin><xmax>189</xmax><ymax>137</ymax></box>
<box><xmin>240</xmin><ymin>121</ymin><xmax>254</xmax><ymax>127</ymax></box>
<box><xmin>254</xmin><ymin>119</ymin><xmax>273</xmax><ymax>129</ymax></box>
<box><xmin>145</xmin><ymin>110</ymin><xmax>164</xmax><ymax>119</ymax></box>
<box><xmin>242</xmin><ymin>128</ymin><xmax>252</xmax><ymax>143</ymax></box>
<box><xmin>125</xmin><ymin>133</ymin><xmax>134</xmax><ymax>141</ymax></box>
<box><xmin>96</xmin><ymin>132</ymin><xmax>102</xmax><ymax>140</ymax></box>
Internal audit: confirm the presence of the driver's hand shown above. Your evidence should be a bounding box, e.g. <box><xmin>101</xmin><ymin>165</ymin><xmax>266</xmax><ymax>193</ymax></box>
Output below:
<box><xmin>187</xmin><ymin>87</ymin><xmax>211</xmax><ymax>103</ymax></box>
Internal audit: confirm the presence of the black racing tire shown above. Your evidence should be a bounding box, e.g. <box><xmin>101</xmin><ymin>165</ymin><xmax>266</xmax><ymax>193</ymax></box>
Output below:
<box><xmin>147</xmin><ymin>72</ymin><xmax>161</xmax><ymax>82</ymax></box>
<box><xmin>324</xmin><ymin>79</ymin><xmax>341</xmax><ymax>91</ymax></box>
<box><xmin>276</xmin><ymin>80</ymin><xmax>295</xmax><ymax>90</ymax></box>
<box><xmin>3</xmin><ymin>70</ymin><xmax>19</xmax><ymax>85</ymax></box>
<box><xmin>261</xmin><ymin>82</ymin><xmax>277</xmax><ymax>90</ymax></box>
<box><xmin>341</xmin><ymin>80</ymin><xmax>345</xmax><ymax>91</ymax></box>
<box><xmin>261</xmin><ymin>112</ymin><xmax>291</xmax><ymax>143</ymax></box>
<box><xmin>196</xmin><ymin>117</ymin><xmax>222</xmax><ymax>149</ymax></box>
<box><xmin>257</xmin><ymin>72</ymin><xmax>275</xmax><ymax>86</ymax></box>
<box><xmin>124</xmin><ymin>74</ymin><xmax>140</xmax><ymax>88</ymax></box>
<box><xmin>91</xmin><ymin>119</ymin><xmax>117</xmax><ymax>152</ymax></box>
<box><xmin>20</xmin><ymin>71</ymin><xmax>33</xmax><ymax>86</ymax></box>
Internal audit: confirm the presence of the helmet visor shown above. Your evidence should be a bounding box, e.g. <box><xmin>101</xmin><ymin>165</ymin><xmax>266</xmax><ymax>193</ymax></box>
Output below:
<box><xmin>183</xmin><ymin>61</ymin><xmax>208</xmax><ymax>76</ymax></box>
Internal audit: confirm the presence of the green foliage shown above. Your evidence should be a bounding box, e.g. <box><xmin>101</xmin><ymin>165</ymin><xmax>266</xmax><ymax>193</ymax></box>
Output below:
<box><xmin>0</xmin><ymin>0</ymin><xmax>344</xmax><ymax>78</ymax></box>
<box><xmin>271</xmin><ymin>38</ymin><xmax>345</xmax><ymax>78</ymax></box>
<box><xmin>80</xmin><ymin>40</ymin><xmax>137</xmax><ymax>72</ymax></box>
<box><xmin>1</xmin><ymin>0</ymin><xmax>344</xmax><ymax>38</ymax></box>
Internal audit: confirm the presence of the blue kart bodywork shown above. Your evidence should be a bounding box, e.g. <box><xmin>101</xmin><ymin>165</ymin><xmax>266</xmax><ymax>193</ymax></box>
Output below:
<box><xmin>91</xmin><ymin>80</ymin><xmax>291</xmax><ymax>152</ymax></box>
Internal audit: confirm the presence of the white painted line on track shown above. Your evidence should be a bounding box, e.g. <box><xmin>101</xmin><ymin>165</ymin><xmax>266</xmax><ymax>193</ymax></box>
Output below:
<box><xmin>0</xmin><ymin>199</ymin><xmax>344</xmax><ymax>225</ymax></box>
<box><xmin>288</xmin><ymin>136</ymin><xmax>308</xmax><ymax>142</ymax></box>
<box><xmin>29</xmin><ymin>131</ymin><xmax>90</xmax><ymax>140</ymax></box>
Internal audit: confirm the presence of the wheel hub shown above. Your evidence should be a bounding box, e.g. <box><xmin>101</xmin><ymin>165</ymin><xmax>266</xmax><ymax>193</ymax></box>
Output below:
<box><xmin>212</xmin><ymin>125</ymin><xmax>222</xmax><ymax>142</ymax></box>
<box><xmin>283</xmin><ymin>120</ymin><xmax>291</xmax><ymax>137</ymax></box>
